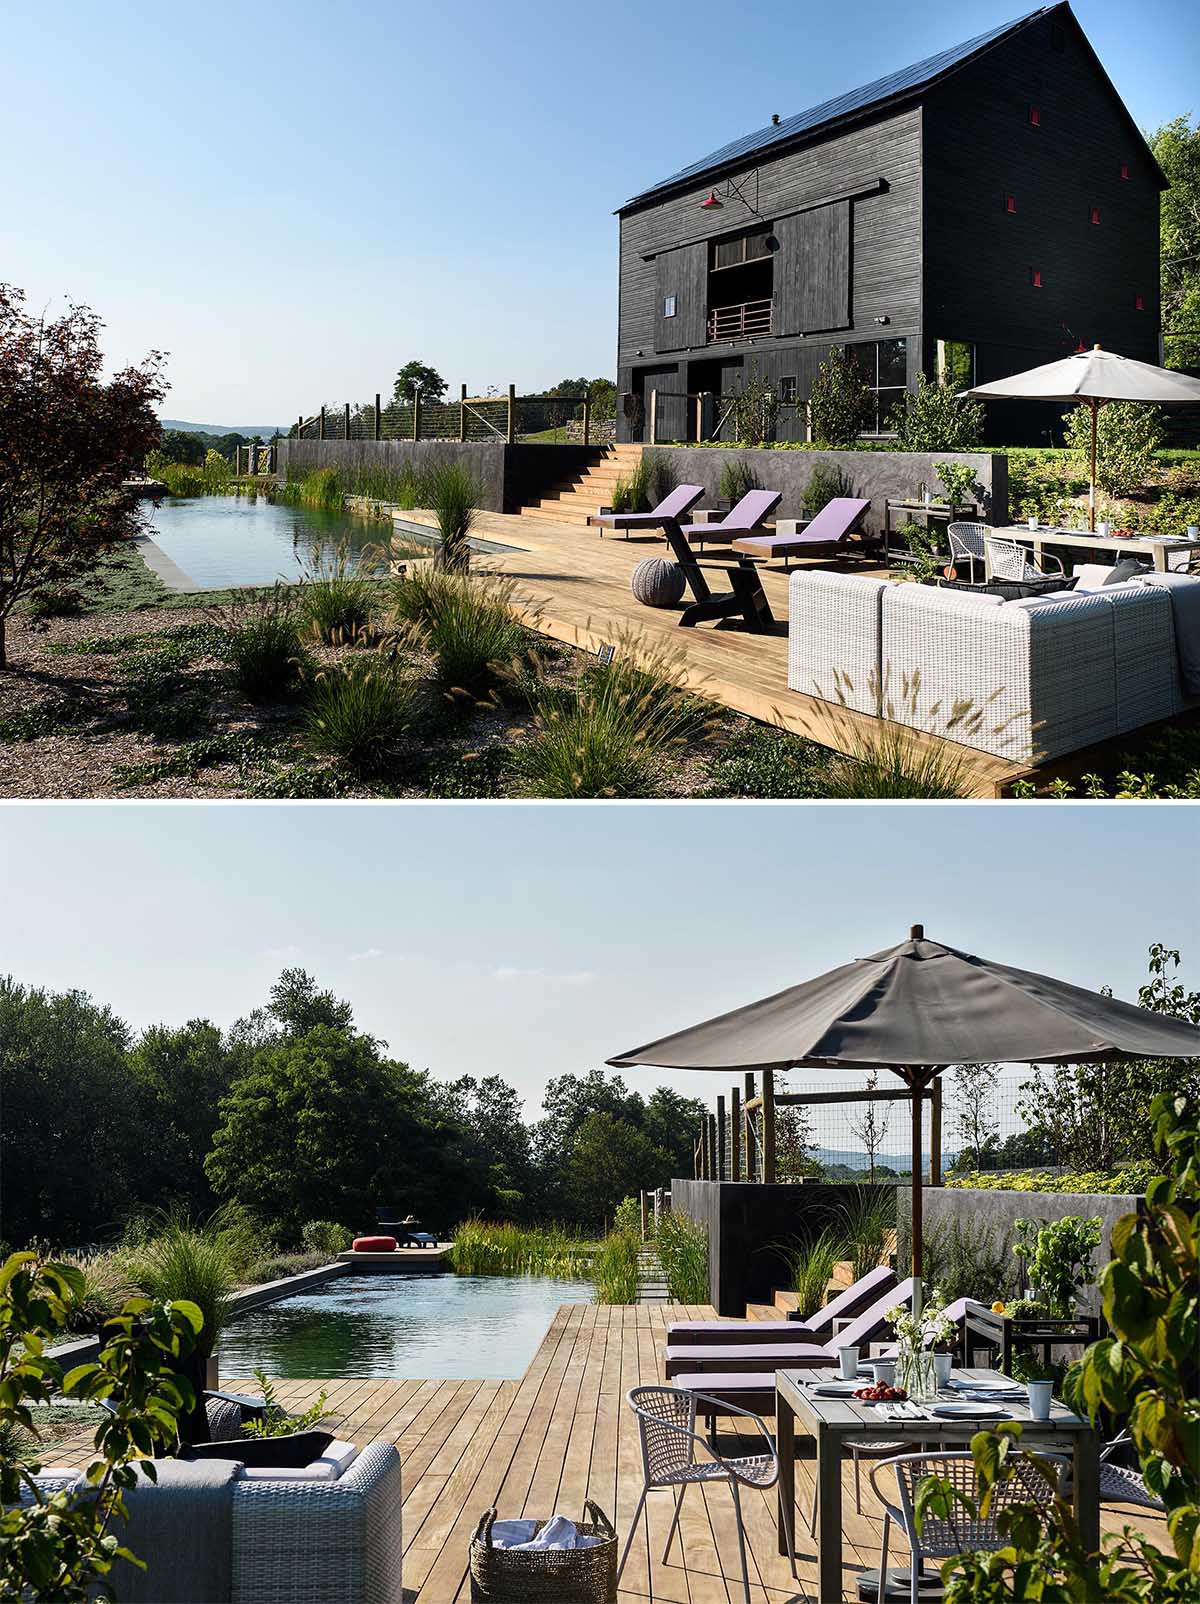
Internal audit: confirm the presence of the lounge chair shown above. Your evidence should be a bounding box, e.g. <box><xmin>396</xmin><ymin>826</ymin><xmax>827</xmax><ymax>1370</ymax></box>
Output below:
<box><xmin>667</xmin><ymin>1264</ymin><xmax>897</xmax><ymax>1347</ymax></box>
<box><xmin>594</xmin><ymin>483</ymin><xmax>705</xmax><ymax>540</ymax></box>
<box><xmin>666</xmin><ymin>488</ymin><xmax>783</xmax><ymax>631</ymax></box>
<box><xmin>731</xmin><ymin>497</ymin><xmax>874</xmax><ymax>564</ymax></box>
<box><xmin>666</xmin><ymin>1279</ymin><xmax>915</xmax><ymax>1383</ymax></box>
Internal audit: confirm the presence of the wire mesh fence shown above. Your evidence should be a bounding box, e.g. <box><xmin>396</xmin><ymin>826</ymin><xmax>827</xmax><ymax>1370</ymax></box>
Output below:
<box><xmin>293</xmin><ymin>389</ymin><xmax>616</xmax><ymax>446</ymax></box>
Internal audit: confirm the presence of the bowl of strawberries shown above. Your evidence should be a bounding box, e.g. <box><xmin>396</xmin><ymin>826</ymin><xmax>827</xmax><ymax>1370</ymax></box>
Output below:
<box><xmin>853</xmin><ymin>1383</ymin><xmax>908</xmax><ymax>1403</ymax></box>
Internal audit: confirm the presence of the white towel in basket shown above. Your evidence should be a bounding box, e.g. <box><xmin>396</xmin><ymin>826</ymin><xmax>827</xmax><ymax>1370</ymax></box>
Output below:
<box><xmin>490</xmin><ymin>1515</ymin><xmax>601</xmax><ymax>1550</ymax></box>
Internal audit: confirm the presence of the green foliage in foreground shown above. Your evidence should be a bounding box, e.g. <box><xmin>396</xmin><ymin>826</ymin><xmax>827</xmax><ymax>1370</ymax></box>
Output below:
<box><xmin>0</xmin><ymin>1253</ymin><xmax>200</xmax><ymax>1603</ymax></box>
<box><xmin>302</xmin><ymin>648</ymin><xmax>423</xmax><ymax>774</ymax></box>
<box><xmin>654</xmin><ymin>1209</ymin><xmax>709</xmax><ymax>1304</ymax></box>
<box><xmin>241</xmin><ymin>1369</ymin><xmax>329</xmax><ymax>1439</ymax></box>
<box><xmin>593</xmin><ymin>1229</ymin><xmax>640</xmax><ymax>1305</ymax></box>
<box><xmin>916</xmin><ymin>1091</ymin><xmax>1200</xmax><ymax>1601</ymax></box>
<box><xmin>448</xmin><ymin>1220</ymin><xmax>594</xmax><ymax>1278</ymax></box>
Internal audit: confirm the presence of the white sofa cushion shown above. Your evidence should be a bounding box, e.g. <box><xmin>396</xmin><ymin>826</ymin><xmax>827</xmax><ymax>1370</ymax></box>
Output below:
<box><xmin>787</xmin><ymin>570</ymin><xmax>888</xmax><ymax>715</ymax></box>
<box><xmin>236</xmin><ymin>1439</ymin><xmax>359</xmax><ymax>1482</ymax></box>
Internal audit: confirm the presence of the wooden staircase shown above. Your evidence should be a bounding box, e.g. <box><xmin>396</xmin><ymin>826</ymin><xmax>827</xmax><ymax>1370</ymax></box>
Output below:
<box><xmin>519</xmin><ymin>443</ymin><xmax>644</xmax><ymax>527</ymax></box>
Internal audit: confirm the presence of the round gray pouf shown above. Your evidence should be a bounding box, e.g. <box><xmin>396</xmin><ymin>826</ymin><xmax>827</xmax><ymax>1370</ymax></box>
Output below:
<box><xmin>631</xmin><ymin>556</ymin><xmax>686</xmax><ymax>608</ymax></box>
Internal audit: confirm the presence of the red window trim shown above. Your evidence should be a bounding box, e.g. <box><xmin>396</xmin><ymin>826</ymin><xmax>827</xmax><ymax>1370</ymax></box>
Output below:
<box><xmin>1005</xmin><ymin>193</ymin><xmax>1017</xmax><ymax>213</ymax></box>
<box><xmin>1030</xmin><ymin>268</ymin><xmax>1043</xmax><ymax>288</ymax></box>
<box><xmin>1135</xmin><ymin>293</ymin><xmax>1145</xmax><ymax>311</ymax></box>
<box><xmin>1120</xmin><ymin>160</ymin><xmax>1130</xmax><ymax>179</ymax></box>
<box><xmin>1090</xmin><ymin>206</ymin><xmax>1101</xmax><ymax>225</ymax></box>
<box><xmin>1029</xmin><ymin>103</ymin><xmax>1041</xmax><ymax>126</ymax></box>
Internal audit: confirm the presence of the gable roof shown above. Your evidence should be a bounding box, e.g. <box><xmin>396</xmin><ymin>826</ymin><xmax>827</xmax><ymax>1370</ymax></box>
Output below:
<box><xmin>618</xmin><ymin>3</ymin><xmax>1160</xmax><ymax>213</ymax></box>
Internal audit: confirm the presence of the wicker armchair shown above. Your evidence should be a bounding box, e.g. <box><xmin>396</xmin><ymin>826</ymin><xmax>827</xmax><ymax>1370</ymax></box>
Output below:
<box><xmin>947</xmin><ymin>521</ymin><xmax>989</xmax><ymax>583</ymax></box>
<box><xmin>618</xmin><ymin>1385</ymin><xmax>796</xmax><ymax>1604</ymax></box>
<box><xmin>870</xmin><ymin>1450</ymin><xmax>1064</xmax><ymax>1604</ymax></box>
<box><xmin>985</xmin><ymin>535</ymin><xmax>1066</xmax><ymax>583</ymax></box>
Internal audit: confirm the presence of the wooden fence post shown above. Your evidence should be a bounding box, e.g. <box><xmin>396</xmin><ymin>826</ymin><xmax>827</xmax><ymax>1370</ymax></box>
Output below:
<box><xmin>930</xmin><ymin>1077</ymin><xmax>943</xmax><ymax>1186</ymax></box>
<box><xmin>582</xmin><ymin>390</ymin><xmax>591</xmax><ymax>446</ymax></box>
<box><xmin>343</xmin><ymin>402</ymin><xmax>350</xmax><ymax>441</ymax></box>
<box><xmin>744</xmin><ymin>1072</ymin><xmax>757</xmax><ymax>1182</ymax></box>
<box><xmin>716</xmin><ymin>1095</ymin><xmax>726</xmax><ymax>1182</ymax></box>
<box><xmin>374</xmin><ymin>394</ymin><xmax>381</xmax><ymax>442</ymax></box>
<box><xmin>413</xmin><ymin>391</ymin><xmax>422</xmax><ymax>442</ymax></box>
<box><xmin>731</xmin><ymin>1085</ymin><xmax>741</xmax><ymax>1181</ymax></box>
<box><xmin>507</xmin><ymin>384</ymin><xmax>517</xmax><ymax>444</ymax></box>
<box><xmin>706</xmin><ymin>1114</ymin><xmax>717</xmax><ymax>1183</ymax></box>
<box><xmin>319</xmin><ymin>406</ymin><xmax>326</xmax><ymax>441</ymax></box>
<box><xmin>459</xmin><ymin>383</ymin><xmax>468</xmax><ymax>442</ymax></box>
<box><xmin>762</xmin><ymin>1070</ymin><xmax>776</xmax><ymax>1184</ymax></box>
<box><xmin>297</xmin><ymin>415</ymin><xmax>303</xmax><ymax>439</ymax></box>
<box><xmin>649</xmin><ymin>388</ymin><xmax>658</xmax><ymax>444</ymax></box>
<box><xmin>640</xmin><ymin>1191</ymin><xmax>649</xmax><ymax>1240</ymax></box>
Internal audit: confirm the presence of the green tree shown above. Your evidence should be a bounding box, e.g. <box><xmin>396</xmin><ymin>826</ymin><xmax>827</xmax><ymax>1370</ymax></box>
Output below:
<box><xmin>950</xmin><ymin>1062</ymin><xmax>1000</xmax><ymax>1172</ymax></box>
<box><xmin>159</xmin><ymin>429</ymin><xmax>206</xmax><ymax>465</ymax></box>
<box><xmin>204</xmin><ymin>1024</ymin><xmax>450</xmax><ymax>1236</ymax></box>
<box><xmin>642</xmin><ymin>1086</ymin><xmax>708</xmax><ymax>1179</ymax></box>
<box><xmin>1150</xmin><ymin>115</ymin><xmax>1200</xmax><ymax>369</ymax></box>
<box><xmin>0</xmin><ymin>979</ymin><xmax>144</xmax><ymax>1248</ymax></box>
<box><xmin>889</xmin><ymin>375</ymin><xmax>986</xmax><ymax>452</ymax></box>
<box><xmin>808</xmin><ymin>346</ymin><xmax>873</xmax><ymax>446</ymax></box>
<box><xmin>563</xmin><ymin>1112</ymin><xmax>671</xmax><ymax>1227</ymax></box>
<box><xmin>392</xmin><ymin>361</ymin><xmax>447</xmax><ymax>405</ymax></box>
<box><xmin>436</xmin><ymin>1074</ymin><xmax>534</xmax><ymax>1207</ymax></box>
<box><xmin>128</xmin><ymin>1020</ymin><xmax>231</xmax><ymax>1214</ymax></box>
<box><xmin>1063</xmin><ymin>400</ymin><xmax>1164</xmax><ymax>496</ymax></box>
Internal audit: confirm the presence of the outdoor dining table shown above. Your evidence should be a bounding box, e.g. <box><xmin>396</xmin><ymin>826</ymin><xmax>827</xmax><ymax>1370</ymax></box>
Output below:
<box><xmin>987</xmin><ymin>523</ymin><xmax>1200</xmax><ymax>575</ymax></box>
<box><xmin>775</xmin><ymin>1364</ymin><xmax>1100</xmax><ymax>1604</ymax></box>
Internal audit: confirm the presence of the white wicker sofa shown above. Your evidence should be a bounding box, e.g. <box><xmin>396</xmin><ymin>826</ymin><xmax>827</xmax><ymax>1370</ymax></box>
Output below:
<box><xmin>787</xmin><ymin>569</ymin><xmax>1200</xmax><ymax>764</ymax></box>
<box><xmin>26</xmin><ymin>1443</ymin><xmax>403</xmax><ymax>1604</ymax></box>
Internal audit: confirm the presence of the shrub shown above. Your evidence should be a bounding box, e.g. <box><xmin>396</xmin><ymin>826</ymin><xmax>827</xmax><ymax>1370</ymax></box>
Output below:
<box><xmin>804</xmin><ymin>462</ymin><xmax>855</xmax><ymax>516</ymax></box>
<box><xmin>1063</xmin><ymin>400</ymin><xmax>1164</xmax><ymax>495</ymax></box>
<box><xmin>511</xmin><ymin>640</ymin><xmax>710</xmax><ymax>798</ymax></box>
<box><xmin>243</xmin><ymin>1250</ymin><xmax>328</xmax><ymax>1283</ymax></box>
<box><xmin>837</xmin><ymin>1186</ymin><xmax>897</xmax><ymax>1287</ymax></box>
<box><xmin>56</xmin><ymin>1250</ymin><xmax>133</xmax><ymax>1332</ymax></box>
<box><xmin>784</xmin><ymin>1228</ymin><xmax>844</xmax><ymax>1318</ymax></box>
<box><xmin>702</xmin><ymin>724</ymin><xmax>830</xmax><ymax>798</ymax></box>
<box><xmin>592</xmin><ymin>1228</ymin><xmax>640</xmax><ymax>1304</ymax></box>
<box><xmin>889</xmin><ymin>376</ymin><xmax>985</xmax><ymax>452</ymax></box>
<box><xmin>612</xmin><ymin>454</ymin><xmax>651</xmax><ymax>512</ymax></box>
<box><xmin>300</xmin><ymin>1220</ymin><xmax>353</xmax><ymax>1257</ymax></box>
<box><xmin>159</xmin><ymin>462</ymin><xmax>207</xmax><ymax>496</ymax></box>
<box><xmin>726</xmin><ymin>363</ymin><xmax>779</xmax><ymax>443</ymax></box>
<box><xmin>221</xmin><ymin>584</ymin><xmax>307</xmax><ymax>702</ymax></box>
<box><xmin>26</xmin><ymin>584</ymin><xmax>85</xmax><ymax>620</ymax></box>
<box><xmin>393</xmin><ymin>568</ymin><xmax>527</xmax><ymax>700</ymax></box>
<box><xmin>425</xmin><ymin>460</ymin><xmax>477</xmax><ymax>572</ymax></box>
<box><xmin>643</xmin><ymin>450</ymin><xmax>676</xmax><ymax>507</ymax></box>
<box><xmin>125</xmin><ymin>1213</ymin><xmax>238</xmax><ymax>1363</ymax></box>
<box><xmin>448</xmin><ymin>1220</ymin><xmax>592</xmax><ymax>1277</ymax></box>
<box><xmin>302</xmin><ymin>648</ymin><xmax>422</xmax><ymax>774</ymax></box>
<box><xmin>899</xmin><ymin>1216</ymin><xmax>1016</xmax><ymax>1304</ymax></box>
<box><xmin>807</xmin><ymin>671</ymin><xmax>980</xmax><ymax>798</ymax></box>
<box><xmin>294</xmin><ymin>466</ymin><xmax>344</xmax><ymax>510</ymax></box>
<box><xmin>301</xmin><ymin>544</ymin><xmax>377</xmax><ymax>643</ymax></box>
<box><xmin>613</xmin><ymin>1196</ymin><xmax>642</xmax><ymax>1236</ymax></box>
<box><xmin>935</xmin><ymin>461</ymin><xmax>979</xmax><ymax>506</ymax></box>
<box><xmin>808</xmin><ymin>347</ymin><xmax>872</xmax><ymax>446</ymax></box>
<box><xmin>655</xmin><ymin>1211</ymin><xmax>709</xmax><ymax>1303</ymax></box>
<box><xmin>718</xmin><ymin>457</ymin><xmax>758</xmax><ymax>505</ymax></box>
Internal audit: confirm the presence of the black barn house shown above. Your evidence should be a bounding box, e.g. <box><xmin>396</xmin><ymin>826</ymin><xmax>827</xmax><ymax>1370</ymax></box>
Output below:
<box><xmin>615</xmin><ymin>2</ymin><xmax>1165</xmax><ymax>445</ymax></box>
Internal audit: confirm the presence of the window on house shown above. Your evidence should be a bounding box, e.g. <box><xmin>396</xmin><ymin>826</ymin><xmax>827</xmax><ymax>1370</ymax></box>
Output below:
<box><xmin>1005</xmin><ymin>193</ymin><xmax>1017</xmax><ymax>214</ymax></box>
<box><xmin>1029</xmin><ymin>104</ymin><xmax>1041</xmax><ymax>126</ymax></box>
<box><xmin>780</xmin><ymin>375</ymin><xmax>797</xmax><ymax>403</ymax></box>
<box><xmin>937</xmin><ymin>339</ymin><xmax>976</xmax><ymax>390</ymax></box>
<box><xmin>710</xmin><ymin>228</ymin><xmax>774</xmax><ymax>271</ymax></box>
<box><xmin>1090</xmin><ymin>206</ymin><xmax>1101</xmax><ymax>225</ymax></box>
<box><xmin>1120</xmin><ymin>161</ymin><xmax>1130</xmax><ymax>179</ymax></box>
<box><xmin>846</xmin><ymin>338</ymin><xmax>909</xmax><ymax>434</ymax></box>
<box><xmin>1135</xmin><ymin>293</ymin><xmax>1145</xmax><ymax>311</ymax></box>
<box><xmin>1030</xmin><ymin>267</ymin><xmax>1044</xmax><ymax>288</ymax></box>
<box><xmin>663</xmin><ymin>295</ymin><xmax>677</xmax><ymax>318</ymax></box>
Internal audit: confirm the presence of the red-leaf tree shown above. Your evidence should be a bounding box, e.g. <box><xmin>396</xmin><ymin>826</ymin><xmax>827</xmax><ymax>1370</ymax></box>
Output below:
<box><xmin>0</xmin><ymin>285</ymin><xmax>166</xmax><ymax>668</ymax></box>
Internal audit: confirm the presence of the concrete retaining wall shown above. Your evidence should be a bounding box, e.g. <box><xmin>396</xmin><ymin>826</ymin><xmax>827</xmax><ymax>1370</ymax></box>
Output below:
<box><xmin>896</xmin><ymin>1186</ymin><xmax>1140</xmax><ymax>1317</ymax></box>
<box><xmin>671</xmin><ymin>1178</ymin><xmax>894</xmax><ymax>1317</ymax></box>
<box><xmin>655</xmin><ymin>447</ymin><xmax>1009</xmax><ymax>535</ymax></box>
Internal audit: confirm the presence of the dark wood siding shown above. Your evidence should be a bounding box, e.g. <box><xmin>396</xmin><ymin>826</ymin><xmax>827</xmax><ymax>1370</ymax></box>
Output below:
<box><xmin>617</xmin><ymin>106</ymin><xmax>922</xmax><ymax>378</ymax></box>
<box><xmin>921</xmin><ymin>7</ymin><xmax>1161</xmax><ymax>442</ymax></box>
<box><xmin>655</xmin><ymin>243</ymin><xmax>708</xmax><ymax>351</ymax></box>
<box><xmin>775</xmin><ymin>201</ymin><xmax>853</xmax><ymax>335</ymax></box>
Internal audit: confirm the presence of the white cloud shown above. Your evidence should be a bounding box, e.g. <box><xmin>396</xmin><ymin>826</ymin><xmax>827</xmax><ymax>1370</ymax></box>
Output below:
<box><xmin>493</xmin><ymin>966</ymin><xmax>594</xmax><ymax>986</ymax></box>
<box><xmin>348</xmin><ymin>947</ymin><xmax>385</xmax><ymax>963</ymax></box>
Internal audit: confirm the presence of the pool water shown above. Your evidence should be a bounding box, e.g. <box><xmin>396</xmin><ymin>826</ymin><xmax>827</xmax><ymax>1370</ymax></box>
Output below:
<box><xmin>215</xmin><ymin>1272</ymin><xmax>590</xmax><ymax>1381</ymax></box>
<box><xmin>143</xmin><ymin>494</ymin><xmax>385</xmax><ymax>589</ymax></box>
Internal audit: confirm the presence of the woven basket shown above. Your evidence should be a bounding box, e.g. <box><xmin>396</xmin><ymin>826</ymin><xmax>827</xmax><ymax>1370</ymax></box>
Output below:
<box><xmin>469</xmin><ymin>1501</ymin><xmax>618</xmax><ymax>1603</ymax></box>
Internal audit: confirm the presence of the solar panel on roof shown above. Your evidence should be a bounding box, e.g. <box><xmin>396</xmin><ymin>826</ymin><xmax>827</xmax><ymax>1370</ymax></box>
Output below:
<box><xmin>621</xmin><ymin>6</ymin><xmax>1051</xmax><ymax>209</ymax></box>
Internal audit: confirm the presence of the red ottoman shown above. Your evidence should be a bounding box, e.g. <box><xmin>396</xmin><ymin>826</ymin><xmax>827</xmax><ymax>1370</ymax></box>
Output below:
<box><xmin>352</xmin><ymin>1235</ymin><xmax>397</xmax><ymax>1252</ymax></box>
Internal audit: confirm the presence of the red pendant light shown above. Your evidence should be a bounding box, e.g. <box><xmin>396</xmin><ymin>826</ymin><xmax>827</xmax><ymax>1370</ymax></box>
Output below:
<box><xmin>700</xmin><ymin>190</ymin><xmax>723</xmax><ymax>210</ymax></box>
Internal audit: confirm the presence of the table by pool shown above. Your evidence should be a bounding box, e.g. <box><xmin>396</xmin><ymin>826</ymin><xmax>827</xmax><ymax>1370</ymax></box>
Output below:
<box><xmin>989</xmin><ymin>524</ymin><xmax>1200</xmax><ymax>575</ymax></box>
<box><xmin>775</xmin><ymin>1365</ymin><xmax>1100</xmax><ymax>1603</ymax></box>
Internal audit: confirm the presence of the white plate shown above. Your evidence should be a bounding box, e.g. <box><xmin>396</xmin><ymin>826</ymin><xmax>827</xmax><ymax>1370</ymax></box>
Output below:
<box><xmin>808</xmin><ymin>1381</ymin><xmax>867</xmax><ymax>1397</ymax></box>
<box><xmin>932</xmin><ymin>1402</ymin><xmax>1009</xmax><ymax>1420</ymax></box>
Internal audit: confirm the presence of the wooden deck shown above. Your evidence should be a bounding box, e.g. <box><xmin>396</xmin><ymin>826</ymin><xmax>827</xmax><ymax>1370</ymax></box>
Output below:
<box><xmin>43</xmin><ymin>1303</ymin><xmax>1167</xmax><ymax>1602</ymax></box>
<box><xmin>394</xmin><ymin>506</ymin><xmax>1200</xmax><ymax>798</ymax></box>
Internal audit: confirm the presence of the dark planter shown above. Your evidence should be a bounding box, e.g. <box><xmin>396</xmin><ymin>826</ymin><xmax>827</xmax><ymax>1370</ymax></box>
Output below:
<box><xmin>183</xmin><ymin>1430</ymin><xmax>335</xmax><ymax>1469</ymax></box>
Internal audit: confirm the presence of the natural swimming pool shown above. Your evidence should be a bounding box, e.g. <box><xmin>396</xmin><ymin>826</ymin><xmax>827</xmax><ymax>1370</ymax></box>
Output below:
<box><xmin>142</xmin><ymin>494</ymin><xmax>384</xmax><ymax>590</ymax></box>
<box><xmin>215</xmin><ymin>1272</ymin><xmax>590</xmax><ymax>1381</ymax></box>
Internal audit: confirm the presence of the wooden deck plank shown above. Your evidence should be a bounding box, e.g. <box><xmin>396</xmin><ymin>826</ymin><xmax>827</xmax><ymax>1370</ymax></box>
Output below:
<box><xmin>40</xmin><ymin>1302</ymin><xmax>1169</xmax><ymax>1602</ymax></box>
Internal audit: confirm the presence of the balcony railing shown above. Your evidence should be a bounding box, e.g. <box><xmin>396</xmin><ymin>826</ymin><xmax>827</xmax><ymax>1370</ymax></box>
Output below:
<box><xmin>707</xmin><ymin>298</ymin><xmax>773</xmax><ymax>343</ymax></box>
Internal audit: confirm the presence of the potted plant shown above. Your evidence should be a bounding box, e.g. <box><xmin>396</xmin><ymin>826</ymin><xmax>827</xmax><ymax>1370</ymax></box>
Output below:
<box><xmin>887</xmin><ymin>1289</ymin><xmax>957</xmax><ymax>1400</ymax></box>
<box><xmin>935</xmin><ymin>460</ymin><xmax>979</xmax><ymax>514</ymax></box>
<box><xmin>1012</xmin><ymin>1215</ymin><xmax>1103</xmax><ymax>1320</ymax></box>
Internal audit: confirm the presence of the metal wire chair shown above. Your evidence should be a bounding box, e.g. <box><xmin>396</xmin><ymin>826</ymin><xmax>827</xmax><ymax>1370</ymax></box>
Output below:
<box><xmin>947</xmin><ymin>521</ymin><xmax>989</xmax><ymax>583</ymax></box>
<box><xmin>985</xmin><ymin>535</ymin><xmax>1066</xmax><ymax>583</ymax></box>
<box><xmin>617</xmin><ymin>1385</ymin><xmax>796</xmax><ymax>1604</ymax></box>
<box><xmin>870</xmin><ymin>1450</ymin><xmax>1067</xmax><ymax>1604</ymax></box>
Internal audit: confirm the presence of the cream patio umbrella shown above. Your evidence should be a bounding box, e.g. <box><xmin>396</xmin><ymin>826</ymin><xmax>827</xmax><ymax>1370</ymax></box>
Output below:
<box><xmin>965</xmin><ymin>344</ymin><xmax>1200</xmax><ymax>529</ymax></box>
<box><xmin>608</xmin><ymin>924</ymin><xmax>1200</xmax><ymax>1314</ymax></box>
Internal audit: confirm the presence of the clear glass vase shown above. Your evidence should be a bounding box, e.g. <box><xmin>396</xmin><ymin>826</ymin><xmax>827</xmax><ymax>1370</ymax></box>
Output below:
<box><xmin>897</xmin><ymin>1342</ymin><xmax>938</xmax><ymax>1401</ymax></box>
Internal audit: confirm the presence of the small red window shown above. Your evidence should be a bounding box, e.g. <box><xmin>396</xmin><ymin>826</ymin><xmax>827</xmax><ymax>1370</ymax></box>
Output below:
<box><xmin>1030</xmin><ymin>268</ymin><xmax>1043</xmax><ymax>288</ymax></box>
<box><xmin>1090</xmin><ymin>206</ymin><xmax>1101</xmax><ymax>225</ymax></box>
<box><xmin>1029</xmin><ymin>104</ymin><xmax>1041</xmax><ymax>126</ymax></box>
<box><xmin>1120</xmin><ymin>161</ymin><xmax>1130</xmax><ymax>179</ymax></box>
<box><xmin>1135</xmin><ymin>293</ymin><xmax>1145</xmax><ymax>311</ymax></box>
<box><xmin>1006</xmin><ymin>193</ymin><xmax>1017</xmax><ymax>213</ymax></box>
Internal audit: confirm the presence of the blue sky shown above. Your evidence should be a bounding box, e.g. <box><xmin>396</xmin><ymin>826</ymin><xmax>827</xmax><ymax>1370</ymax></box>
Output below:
<box><xmin>2</xmin><ymin>803</ymin><xmax>1196</xmax><ymax>1126</ymax></box>
<box><xmin>2</xmin><ymin>0</ymin><xmax>1195</xmax><ymax>423</ymax></box>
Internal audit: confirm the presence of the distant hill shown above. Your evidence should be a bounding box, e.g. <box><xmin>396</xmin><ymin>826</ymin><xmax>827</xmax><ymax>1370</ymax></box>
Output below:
<box><xmin>813</xmin><ymin>1146</ymin><xmax>959</xmax><ymax>1173</ymax></box>
<box><xmin>160</xmin><ymin>419</ymin><xmax>287</xmax><ymax>438</ymax></box>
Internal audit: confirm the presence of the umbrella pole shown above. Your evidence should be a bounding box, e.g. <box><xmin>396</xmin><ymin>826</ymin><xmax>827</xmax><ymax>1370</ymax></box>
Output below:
<box><xmin>909</xmin><ymin>1069</ymin><xmax>924</xmax><ymax>1322</ymax></box>
<box><xmin>1089</xmin><ymin>398</ymin><xmax>1098</xmax><ymax>532</ymax></box>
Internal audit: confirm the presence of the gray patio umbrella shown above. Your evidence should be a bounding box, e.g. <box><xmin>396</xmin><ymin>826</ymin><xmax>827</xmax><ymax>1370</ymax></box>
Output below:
<box><xmin>964</xmin><ymin>344</ymin><xmax>1200</xmax><ymax>530</ymax></box>
<box><xmin>608</xmin><ymin>925</ymin><xmax>1200</xmax><ymax>1309</ymax></box>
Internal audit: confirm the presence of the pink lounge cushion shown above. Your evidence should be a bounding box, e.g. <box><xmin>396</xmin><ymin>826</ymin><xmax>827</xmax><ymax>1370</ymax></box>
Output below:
<box><xmin>665</xmin><ymin>1342</ymin><xmax>836</xmax><ymax>1376</ymax></box>
<box><xmin>352</xmin><ymin>1235</ymin><xmax>397</xmax><ymax>1252</ymax></box>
